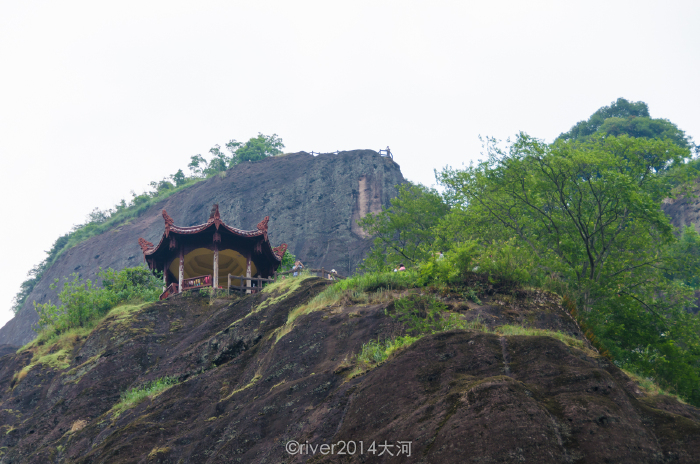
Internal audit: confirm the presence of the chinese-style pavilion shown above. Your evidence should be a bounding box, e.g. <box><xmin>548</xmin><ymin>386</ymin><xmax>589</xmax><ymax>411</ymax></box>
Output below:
<box><xmin>138</xmin><ymin>204</ymin><xmax>287</xmax><ymax>296</ymax></box>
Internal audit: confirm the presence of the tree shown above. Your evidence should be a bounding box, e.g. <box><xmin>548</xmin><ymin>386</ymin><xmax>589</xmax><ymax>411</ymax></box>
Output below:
<box><xmin>439</xmin><ymin>133</ymin><xmax>692</xmax><ymax>309</ymax></box>
<box><xmin>558</xmin><ymin>97</ymin><xmax>650</xmax><ymax>141</ymax></box>
<box><xmin>229</xmin><ymin>133</ymin><xmax>284</xmax><ymax>165</ymax></box>
<box><xmin>187</xmin><ymin>133</ymin><xmax>285</xmax><ymax>178</ymax></box>
<box><xmin>170</xmin><ymin>169</ymin><xmax>186</xmax><ymax>187</ymax></box>
<box><xmin>558</xmin><ymin>97</ymin><xmax>691</xmax><ymax>149</ymax></box>
<box><xmin>280</xmin><ymin>250</ymin><xmax>296</xmax><ymax>271</ymax></box>
<box><xmin>204</xmin><ymin>145</ymin><xmax>230</xmax><ymax>176</ymax></box>
<box><xmin>188</xmin><ymin>154</ymin><xmax>208</xmax><ymax>178</ymax></box>
<box><xmin>438</xmin><ymin>133</ymin><xmax>700</xmax><ymax>403</ymax></box>
<box><xmin>358</xmin><ymin>183</ymin><xmax>450</xmax><ymax>271</ymax></box>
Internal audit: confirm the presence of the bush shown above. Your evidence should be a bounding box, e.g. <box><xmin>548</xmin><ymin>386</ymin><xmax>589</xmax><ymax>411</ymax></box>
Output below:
<box><xmin>474</xmin><ymin>238</ymin><xmax>532</xmax><ymax>284</ymax></box>
<box><xmin>33</xmin><ymin>266</ymin><xmax>162</xmax><ymax>336</ymax></box>
<box><xmin>357</xmin><ymin>336</ymin><xmax>419</xmax><ymax>366</ymax></box>
<box><xmin>391</xmin><ymin>294</ymin><xmax>466</xmax><ymax>335</ymax></box>
<box><xmin>112</xmin><ymin>376</ymin><xmax>180</xmax><ymax>418</ymax></box>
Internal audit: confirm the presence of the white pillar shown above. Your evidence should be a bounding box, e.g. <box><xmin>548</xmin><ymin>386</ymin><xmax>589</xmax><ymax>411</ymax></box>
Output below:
<box><xmin>213</xmin><ymin>244</ymin><xmax>219</xmax><ymax>289</ymax></box>
<box><xmin>246</xmin><ymin>254</ymin><xmax>252</xmax><ymax>294</ymax></box>
<box><xmin>178</xmin><ymin>246</ymin><xmax>184</xmax><ymax>293</ymax></box>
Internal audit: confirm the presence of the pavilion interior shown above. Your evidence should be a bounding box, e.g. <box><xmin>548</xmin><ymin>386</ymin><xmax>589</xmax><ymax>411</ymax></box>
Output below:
<box><xmin>168</xmin><ymin>247</ymin><xmax>258</xmax><ymax>286</ymax></box>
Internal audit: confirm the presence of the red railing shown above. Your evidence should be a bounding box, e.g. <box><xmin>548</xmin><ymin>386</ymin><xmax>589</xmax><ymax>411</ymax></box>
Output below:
<box><xmin>160</xmin><ymin>282</ymin><xmax>179</xmax><ymax>300</ymax></box>
<box><xmin>182</xmin><ymin>275</ymin><xmax>212</xmax><ymax>291</ymax></box>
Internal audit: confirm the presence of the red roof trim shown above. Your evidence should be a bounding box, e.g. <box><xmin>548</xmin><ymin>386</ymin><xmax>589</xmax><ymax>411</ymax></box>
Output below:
<box><xmin>141</xmin><ymin>205</ymin><xmax>282</xmax><ymax>261</ymax></box>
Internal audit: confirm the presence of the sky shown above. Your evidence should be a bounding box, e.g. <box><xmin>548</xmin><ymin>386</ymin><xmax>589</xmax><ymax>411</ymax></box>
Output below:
<box><xmin>1</xmin><ymin>0</ymin><xmax>699</xmax><ymax>330</ymax></box>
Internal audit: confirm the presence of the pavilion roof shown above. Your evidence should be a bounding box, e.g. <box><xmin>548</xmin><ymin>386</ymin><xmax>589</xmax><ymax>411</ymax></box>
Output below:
<box><xmin>137</xmin><ymin>204</ymin><xmax>288</xmax><ymax>260</ymax></box>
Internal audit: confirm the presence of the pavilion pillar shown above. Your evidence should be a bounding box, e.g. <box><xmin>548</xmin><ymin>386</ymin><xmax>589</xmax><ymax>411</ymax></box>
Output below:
<box><xmin>246</xmin><ymin>253</ymin><xmax>252</xmax><ymax>294</ymax></box>
<box><xmin>213</xmin><ymin>243</ymin><xmax>219</xmax><ymax>289</ymax></box>
<box><xmin>178</xmin><ymin>246</ymin><xmax>184</xmax><ymax>293</ymax></box>
<box><xmin>163</xmin><ymin>262</ymin><xmax>168</xmax><ymax>292</ymax></box>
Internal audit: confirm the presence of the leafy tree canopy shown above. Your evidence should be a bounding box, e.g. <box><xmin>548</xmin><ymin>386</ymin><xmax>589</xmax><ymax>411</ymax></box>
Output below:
<box><xmin>438</xmin><ymin>133</ymin><xmax>693</xmax><ymax>309</ymax></box>
<box><xmin>228</xmin><ymin>133</ymin><xmax>284</xmax><ymax>165</ymax></box>
<box><xmin>557</xmin><ymin>97</ymin><xmax>691</xmax><ymax>149</ymax></box>
<box><xmin>188</xmin><ymin>133</ymin><xmax>285</xmax><ymax>177</ymax></box>
<box><xmin>358</xmin><ymin>183</ymin><xmax>450</xmax><ymax>271</ymax></box>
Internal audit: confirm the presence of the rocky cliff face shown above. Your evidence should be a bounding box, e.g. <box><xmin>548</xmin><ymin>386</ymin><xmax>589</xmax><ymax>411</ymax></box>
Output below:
<box><xmin>662</xmin><ymin>181</ymin><xmax>700</xmax><ymax>233</ymax></box>
<box><xmin>0</xmin><ymin>150</ymin><xmax>404</xmax><ymax>346</ymax></box>
<box><xmin>1</xmin><ymin>278</ymin><xmax>698</xmax><ymax>463</ymax></box>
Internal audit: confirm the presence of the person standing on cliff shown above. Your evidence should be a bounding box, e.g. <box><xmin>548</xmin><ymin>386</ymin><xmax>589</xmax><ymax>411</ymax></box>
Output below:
<box><xmin>293</xmin><ymin>260</ymin><xmax>304</xmax><ymax>277</ymax></box>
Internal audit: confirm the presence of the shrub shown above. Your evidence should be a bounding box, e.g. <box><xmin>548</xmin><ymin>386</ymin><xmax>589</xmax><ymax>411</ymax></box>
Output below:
<box><xmin>111</xmin><ymin>376</ymin><xmax>180</xmax><ymax>418</ymax></box>
<box><xmin>391</xmin><ymin>294</ymin><xmax>466</xmax><ymax>335</ymax></box>
<box><xmin>357</xmin><ymin>336</ymin><xmax>419</xmax><ymax>366</ymax></box>
<box><xmin>474</xmin><ymin>238</ymin><xmax>533</xmax><ymax>284</ymax></box>
<box><xmin>33</xmin><ymin>267</ymin><xmax>162</xmax><ymax>336</ymax></box>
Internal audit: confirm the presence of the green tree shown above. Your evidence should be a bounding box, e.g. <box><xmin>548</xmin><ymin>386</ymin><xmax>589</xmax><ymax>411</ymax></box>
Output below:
<box><xmin>229</xmin><ymin>133</ymin><xmax>284</xmax><ymax>165</ymax></box>
<box><xmin>203</xmin><ymin>145</ymin><xmax>230</xmax><ymax>176</ymax></box>
<box><xmin>438</xmin><ymin>133</ymin><xmax>700</xmax><ymax>404</ymax></box>
<box><xmin>358</xmin><ymin>183</ymin><xmax>450</xmax><ymax>271</ymax></box>
<box><xmin>170</xmin><ymin>169</ymin><xmax>186</xmax><ymax>187</ymax></box>
<box><xmin>188</xmin><ymin>154</ymin><xmax>208</xmax><ymax>178</ymax></box>
<box><xmin>558</xmin><ymin>97</ymin><xmax>691</xmax><ymax>149</ymax></box>
<box><xmin>558</xmin><ymin>97</ymin><xmax>650</xmax><ymax>141</ymax></box>
<box><xmin>280</xmin><ymin>250</ymin><xmax>296</xmax><ymax>271</ymax></box>
<box><xmin>439</xmin><ymin>133</ymin><xmax>692</xmax><ymax>308</ymax></box>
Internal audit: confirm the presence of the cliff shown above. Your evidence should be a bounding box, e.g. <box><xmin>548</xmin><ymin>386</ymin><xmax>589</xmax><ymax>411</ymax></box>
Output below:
<box><xmin>0</xmin><ymin>150</ymin><xmax>404</xmax><ymax>346</ymax></box>
<box><xmin>1</xmin><ymin>277</ymin><xmax>698</xmax><ymax>463</ymax></box>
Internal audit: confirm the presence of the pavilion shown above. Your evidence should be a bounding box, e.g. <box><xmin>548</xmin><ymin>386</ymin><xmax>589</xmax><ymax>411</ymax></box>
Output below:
<box><xmin>138</xmin><ymin>204</ymin><xmax>287</xmax><ymax>297</ymax></box>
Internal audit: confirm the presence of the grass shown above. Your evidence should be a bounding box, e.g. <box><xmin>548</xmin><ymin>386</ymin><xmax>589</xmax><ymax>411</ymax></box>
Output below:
<box><xmin>311</xmin><ymin>270</ymin><xmax>421</xmax><ymax>306</ymax></box>
<box><xmin>13</xmin><ymin>303</ymin><xmax>149</xmax><ymax>386</ymax></box>
<box><xmin>622</xmin><ymin>368</ymin><xmax>686</xmax><ymax>403</ymax></box>
<box><xmin>111</xmin><ymin>376</ymin><xmax>180</xmax><ymax>418</ymax></box>
<box><xmin>221</xmin><ymin>373</ymin><xmax>262</xmax><ymax>401</ymax></box>
<box><xmin>493</xmin><ymin>324</ymin><xmax>597</xmax><ymax>356</ymax></box>
<box><xmin>357</xmin><ymin>335</ymin><xmax>420</xmax><ymax>366</ymax></box>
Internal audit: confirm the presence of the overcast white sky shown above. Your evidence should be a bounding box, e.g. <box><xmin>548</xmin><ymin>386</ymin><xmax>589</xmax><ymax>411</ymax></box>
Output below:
<box><xmin>1</xmin><ymin>1</ymin><xmax>699</xmax><ymax>330</ymax></box>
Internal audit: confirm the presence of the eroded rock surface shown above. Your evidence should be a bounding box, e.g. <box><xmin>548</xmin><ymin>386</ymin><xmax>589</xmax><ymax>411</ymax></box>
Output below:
<box><xmin>1</xmin><ymin>279</ymin><xmax>698</xmax><ymax>463</ymax></box>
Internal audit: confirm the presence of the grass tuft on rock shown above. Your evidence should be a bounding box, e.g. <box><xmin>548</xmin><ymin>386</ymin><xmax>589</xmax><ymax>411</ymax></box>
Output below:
<box><xmin>111</xmin><ymin>376</ymin><xmax>180</xmax><ymax>418</ymax></box>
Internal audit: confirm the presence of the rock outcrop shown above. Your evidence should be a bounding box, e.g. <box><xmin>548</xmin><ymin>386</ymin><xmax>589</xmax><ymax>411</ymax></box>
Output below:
<box><xmin>0</xmin><ymin>150</ymin><xmax>404</xmax><ymax>346</ymax></box>
<box><xmin>1</xmin><ymin>278</ymin><xmax>698</xmax><ymax>463</ymax></box>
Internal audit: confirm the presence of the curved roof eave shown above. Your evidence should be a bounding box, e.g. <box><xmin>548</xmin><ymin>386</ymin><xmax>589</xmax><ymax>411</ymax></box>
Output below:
<box><xmin>138</xmin><ymin>205</ymin><xmax>284</xmax><ymax>262</ymax></box>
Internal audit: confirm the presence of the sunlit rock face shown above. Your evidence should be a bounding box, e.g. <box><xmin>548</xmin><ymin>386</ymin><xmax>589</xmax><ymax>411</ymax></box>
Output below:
<box><xmin>0</xmin><ymin>150</ymin><xmax>404</xmax><ymax>346</ymax></box>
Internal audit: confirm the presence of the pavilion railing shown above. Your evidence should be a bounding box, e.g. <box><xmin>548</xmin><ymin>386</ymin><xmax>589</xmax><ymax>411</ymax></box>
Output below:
<box><xmin>159</xmin><ymin>282</ymin><xmax>179</xmax><ymax>300</ymax></box>
<box><xmin>227</xmin><ymin>274</ymin><xmax>275</xmax><ymax>295</ymax></box>
<box><xmin>182</xmin><ymin>275</ymin><xmax>212</xmax><ymax>291</ymax></box>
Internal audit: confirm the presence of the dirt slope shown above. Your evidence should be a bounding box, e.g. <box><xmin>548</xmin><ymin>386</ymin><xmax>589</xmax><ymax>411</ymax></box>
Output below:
<box><xmin>1</xmin><ymin>278</ymin><xmax>698</xmax><ymax>463</ymax></box>
<box><xmin>1</xmin><ymin>150</ymin><xmax>404</xmax><ymax>346</ymax></box>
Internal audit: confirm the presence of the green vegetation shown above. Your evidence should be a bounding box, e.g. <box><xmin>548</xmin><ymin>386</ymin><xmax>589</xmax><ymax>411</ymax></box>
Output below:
<box><xmin>14</xmin><ymin>302</ymin><xmax>148</xmax><ymax>386</ymax></box>
<box><xmin>493</xmin><ymin>325</ymin><xmax>594</xmax><ymax>356</ymax></box>
<box><xmin>33</xmin><ymin>267</ymin><xmax>162</xmax><ymax>338</ymax></box>
<box><xmin>357</xmin><ymin>99</ymin><xmax>700</xmax><ymax>406</ymax></box>
<box><xmin>12</xmin><ymin>133</ymin><xmax>285</xmax><ymax>314</ymax></box>
<box><xmin>279</xmin><ymin>250</ymin><xmax>297</xmax><ymax>271</ymax></box>
<box><xmin>557</xmin><ymin>97</ymin><xmax>693</xmax><ymax>150</ymax></box>
<box><xmin>111</xmin><ymin>376</ymin><xmax>180</xmax><ymax>418</ymax></box>
<box><xmin>357</xmin><ymin>336</ymin><xmax>419</xmax><ymax>366</ymax></box>
<box><xmin>358</xmin><ymin>184</ymin><xmax>449</xmax><ymax>270</ymax></box>
<box><xmin>391</xmin><ymin>294</ymin><xmax>467</xmax><ymax>335</ymax></box>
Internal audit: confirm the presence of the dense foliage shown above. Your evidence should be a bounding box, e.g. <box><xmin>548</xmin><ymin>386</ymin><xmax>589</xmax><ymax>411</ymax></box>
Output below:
<box><xmin>12</xmin><ymin>133</ymin><xmax>285</xmax><ymax>314</ymax></box>
<box><xmin>557</xmin><ymin>97</ymin><xmax>693</xmax><ymax>150</ymax></box>
<box><xmin>33</xmin><ymin>267</ymin><xmax>163</xmax><ymax>337</ymax></box>
<box><xmin>359</xmin><ymin>99</ymin><xmax>700</xmax><ymax>405</ymax></box>
<box><xmin>358</xmin><ymin>184</ymin><xmax>450</xmax><ymax>271</ymax></box>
